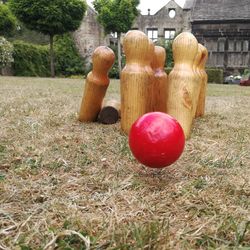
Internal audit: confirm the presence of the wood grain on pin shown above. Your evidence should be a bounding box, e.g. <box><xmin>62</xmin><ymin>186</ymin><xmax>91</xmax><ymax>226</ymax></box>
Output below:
<box><xmin>121</xmin><ymin>30</ymin><xmax>153</xmax><ymax>134</ymax></box>
<box><xmin>151</xmin><ymin>45</ymin><xmax>168</xmax><ymax>113</ymax></box>
<box><xmin>192</xmin><ymin>44</ymin><xmax>203</xmax><ymax>118</ymax></box>
<box><xmin>145</xmin><ymin>39</ymin><xmax>155</xmax><ymax>112</ymax></box>
<box><xmin>166</xmin><ymin>32</ymin><xmax>198</xmax><ymax>139</ymax></box>
<box><xmin>98</xmin><ymin>99</ymin><xmax>121</xmax><ymax>124</ymax></box>
<box><xmin>195</xmin><ymin>44</ymin><xmax>208</xmax><ymax>118</ymax></box>
<box><xmin>78</xmin><ymin>46</ymin><xmax>115</xmax><ymax>122</ymax></box>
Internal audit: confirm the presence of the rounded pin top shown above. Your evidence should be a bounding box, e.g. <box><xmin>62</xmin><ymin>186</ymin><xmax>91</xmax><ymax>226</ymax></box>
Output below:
<box><xmin>172</xmin><ymin>32</ymin><xmax>198</xmax><ymax>64</ymax></box>
<box><xmin>151</xmin><ymin>46</ymin><xmax>166</xmax><ymax>70</ymax></box>
<box><xmin>92</xmin><ymin>46</ymin><xmax>115</xmax><ymax>74</ymax></box>
<box><xmin>123</xmin><ymin>30</ymin><xmax>150</xmax><ymax>63</ymax></box>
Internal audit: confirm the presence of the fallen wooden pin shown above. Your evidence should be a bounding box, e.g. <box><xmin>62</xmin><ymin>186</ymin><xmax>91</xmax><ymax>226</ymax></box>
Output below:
<box><xmin>78</xmin><ymin>46</ymin><xmax>115</xmax><ymax>122</ymax></box>
<box><xmin>98</xmin><ymin>99</ymin><xmax>121</xmax><ymax>124</ymax></box>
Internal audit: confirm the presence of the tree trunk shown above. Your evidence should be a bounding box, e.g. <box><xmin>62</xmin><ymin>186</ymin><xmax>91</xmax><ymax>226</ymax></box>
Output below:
<box><xmin>49</xmin><ymin>34</ymin><xmax>55</xmax><ymax>78</ymax></box>
<box><xmin>117</xmin><ymin>33</ymin><xmax>122</xmax><ymax>73</ymax></box>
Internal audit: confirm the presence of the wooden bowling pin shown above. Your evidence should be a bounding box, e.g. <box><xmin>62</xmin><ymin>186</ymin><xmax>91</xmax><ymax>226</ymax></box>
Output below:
<box><xmin>145</xmin><ymin>39</ymin><xmax>155</xmax><ymax>112</ymax></box>
<box><xmin>195</xmin><ymin>44</ymin><xmax>208</xmax><ymax>118</ymax></box>
<box><xmin>192</xmin><ymin>44</ymin><xmax>203</xmax><ymax>118</ymax></box>
<box><xmin>166</xmin><ymin>32</ymin><xmax>198</xmax><ymax>139</ymax></box>
<box><xmin>79</xmin><ymin>46</ymin><xmax>115</xmax><ymax>122</ymax></box>
<box><xmin>120</xmin><ymin>30</ymin><xmax>153</xmax><ymax>134</ymax></box>
<box><xmin>98</xmin><ymin>99</ymin><xmax>121</xmax><ymax>124</ymax></box>
<box><xmin>151</xmin><ymin>45</ymin><xmax>168</xmax><ymax>112</ymax></box>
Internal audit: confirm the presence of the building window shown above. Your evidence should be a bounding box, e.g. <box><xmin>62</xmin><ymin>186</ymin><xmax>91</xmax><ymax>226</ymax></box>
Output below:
<box><xmin>147</xmin><ymin>29</ymin><xmax>158</xmax><ymax>42</ymax></box>
<box><xmin>168</xmin><ymin>9</ymin><xmax>176</xmax><ymax>18</ymax></box>
<box><xmin>165</xmin><ymin>29</ymin><xmax>175</xmax><ymax>41</ymax></box>
<box><xmin>228</xmin><ymin>40</ymin><xmax>235</xmax><ymax>52</ymax></box>
<box><xmin>217</xmin><ymin>39</ymin><xmax>225</xmax><ymax>52</ymax></box>
<box><xmin>236</xmin><ymin>41</ymin><xmax>242</xmax><ymax>52</ymax></box>
<box><xmin>110</xmin><ymin>32</ymin><xmax>118</xmax><ymax>38</ymax></box>
<box><xmin>243</xmin><ymin>41</ymin><xmax>249</xmax><ymax>52</ymax></box>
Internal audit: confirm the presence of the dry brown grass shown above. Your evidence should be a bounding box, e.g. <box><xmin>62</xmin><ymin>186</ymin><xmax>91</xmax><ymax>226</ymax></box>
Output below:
<box><xmin>0</xmin><ymin>77</ymin><xmax>249</xmax><ymax>250</ymax></box>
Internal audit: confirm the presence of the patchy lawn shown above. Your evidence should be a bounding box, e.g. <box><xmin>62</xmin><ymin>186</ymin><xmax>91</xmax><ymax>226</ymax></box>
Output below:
<box><xmin>0</xmin><ymin>77</ymin><xmax>249</xmax><ymax>249</ymax></box>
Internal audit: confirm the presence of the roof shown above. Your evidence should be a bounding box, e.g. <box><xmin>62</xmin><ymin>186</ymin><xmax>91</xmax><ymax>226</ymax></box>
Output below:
<box><xmin>192</xmin><ymin>0</ymin><xmax>250</xmax><ymax>21</ymax></box>
<box><xmin>183</xmin><ymin>0</ymin><xmax>195</xmax><ymax>10</ymax></box>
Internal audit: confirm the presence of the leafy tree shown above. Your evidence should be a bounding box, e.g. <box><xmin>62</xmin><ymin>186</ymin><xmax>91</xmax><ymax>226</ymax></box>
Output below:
<box><xmin>9</xmin><ymin>0</ymin><xmax>87</xmax><ymax>77</ymax></box>
<box><xmin>0</xmin><ymin>3</ymin><xmax>16</xmax><ymax>36</ymax></box>
<box><xmin>93</xmin><ymin>0</ymin><xmax>139</xmax><ymax>73</ymax></box>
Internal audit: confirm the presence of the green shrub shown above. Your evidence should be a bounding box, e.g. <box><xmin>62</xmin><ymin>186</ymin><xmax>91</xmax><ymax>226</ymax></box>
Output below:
<box><xmin>165</xmin><ymin>41</ymin><xmax>173</xmax><ymax>68</ymax></box>
<box><xmin>206</xmin><ymin>68</ymin><xmax>224</xmax><ymax>84</ymax></box>
<box><xmin>109</xmin><ymin>61</ymin><xmax>120</xmax><ymax>79</ymax></box>
<box><xmin>108</xmin><ymin>45</ymin><xmax>122</xmax><ymax>79</ymax></box>
<box><xmin>12</xmin><ymin>34</ymin><xmax>86</xmax><ymax>77</ymax></box>
<box><xmin>12</xmin><ymin>40</ymin><xmax>50</xmax><ymax>76</ymax></box>
<box><xmin>54</xmin><ymin>33</ymin><xmax>85</xmax><ymax>76</ymax></box>
<box><xmin>243</xmin><ymin>68</ymin><xmax>250</xmax><ymax>78</ymax></box>
<box><xmin>0</xmin><ymin>36</ymin><xmax>14</xmax><ymax>69</ymax></box>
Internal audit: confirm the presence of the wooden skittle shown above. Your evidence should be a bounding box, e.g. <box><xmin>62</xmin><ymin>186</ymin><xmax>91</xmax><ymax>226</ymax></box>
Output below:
<box><xmin>166</xmin><ymin>32</ymin><xmax>198</xmax><ymax>139</ymax></box>
<box><xmin>98</xmin><ymin>99</ymin><xmax>121</xmax><ymax>124</ymax></box>
<box><xmin>145</xmin><ymin>39</ymin><xmax>155</xmax><ymax>112</ymax></box>
<box><xmin>120</xmin><ymin>30</ymin><xmax>153</xmax><ymax>134</ymax></box>
<box><xmin>151</xmin><ymin>45</ymin><xmax>168</xmax><ymax>113</ymax></box>
<box><xmin>192</xmin><ymin>44</ymin><xmax>203</xmax><ymax>118</ymax></box>
<box><xmin>79</xmin><ymin>46</ymin><xmax>115</xmax><ymax>122</ymax></box>
<box><xmin>195</xmin><ymin>44</ymin><xmax>208</xmax><ymax>118</ymax></box>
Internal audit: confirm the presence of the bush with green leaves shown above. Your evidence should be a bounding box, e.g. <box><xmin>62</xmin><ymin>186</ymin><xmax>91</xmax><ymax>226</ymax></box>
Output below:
<box><xmin>206</xmin><ymin>68</ymin><xmax>224</xmax><ymax>84</ymax></box>
<box><xmin>12</xmin><ymin>40</ymin><xmax>50</xmax><ymax>76</ymax></box>
<box><xmin>165</xmin><ymin>41</ymin><xmax>174</xmax><ymax>68</ymax></box>
<box><xmin>0</xmin><ymin>36</ymin><xmax>14</xmax><ymax>69</ymax></box>
<box><xmin>54</xmin><ymin>34</ymin><xmax>85</xmax><ymax>76</ymax></box>
<box><xmin>12</xmin><ymin>34</ymin><xmax>86</xmax><ymax>77</ymax></box>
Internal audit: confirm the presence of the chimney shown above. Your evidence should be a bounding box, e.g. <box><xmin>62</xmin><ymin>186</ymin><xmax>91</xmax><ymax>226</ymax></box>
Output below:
<box><xmin>148</xmin><ymin>9</ymin><xmax>151</xmax><ymax>15</ymax></box>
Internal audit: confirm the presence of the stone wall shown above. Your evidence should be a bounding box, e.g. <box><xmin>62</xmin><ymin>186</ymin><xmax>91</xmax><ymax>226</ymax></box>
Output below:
<box><xmin>73</xmin><ymin>6</ymin><xmax>109</xmax><ymax>69</ymax></box>
<box><xmin>132</xmin><ymin>0</ymin><xmax>190</xmax><ymax>43</ymax></box>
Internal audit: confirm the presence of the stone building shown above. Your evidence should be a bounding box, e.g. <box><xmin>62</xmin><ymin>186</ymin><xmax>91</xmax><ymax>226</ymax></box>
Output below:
<box><xmin>129</xmin><ymin>0</ymin><xmax>250</xmax><ymax>74</ymax></box>
<box><xmin>132</xmin><ymin>0</ymin><xmax>191</xmax><ymax>44</ymax></box>
<box><xmin>190</xmin><ymin>0</ymin><xmax>250</xmax><ymax>75</ymax></box>
<box><xmin>71</xmin><ymin>0</ymin><xmax>250</xmax><ymax>75</ymax></box>
<box><xmin>73</xmin><ymin>6</ymin><xmax>108</xmax><ymax>69</ymax></box>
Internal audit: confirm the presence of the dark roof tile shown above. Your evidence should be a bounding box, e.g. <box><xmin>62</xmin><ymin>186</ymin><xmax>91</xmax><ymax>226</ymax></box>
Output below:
<box><xmin>192</xmin><ymin>0</ymin><xmax>250</xmax><ymax>21</ymax></box>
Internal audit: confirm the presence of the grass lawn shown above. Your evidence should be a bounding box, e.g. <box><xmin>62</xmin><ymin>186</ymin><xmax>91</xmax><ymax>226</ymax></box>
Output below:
<box><xmin>0</xmin><ymin>77</ymin><xmax>250</xmax><ymax>249</ymax></box>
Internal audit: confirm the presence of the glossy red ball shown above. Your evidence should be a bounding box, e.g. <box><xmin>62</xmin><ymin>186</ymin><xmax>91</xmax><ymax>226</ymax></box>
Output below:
<box><xmin>129</xmin><ymin>112</ymin><xmax>185</xmax><ymax>168</ymax></box>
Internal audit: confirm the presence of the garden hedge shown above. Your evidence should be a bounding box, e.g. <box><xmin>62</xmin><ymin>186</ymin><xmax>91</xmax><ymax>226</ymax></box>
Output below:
<box><xmin>12</xmin><ymin>34</ymin><xmax>85</xmax><ymax>77</ymax></box>
<box><xmin>206</xmin><ymin>68</ymin><xmax>224</xmax><ymax>84</ymax></box>
<box><xmin>12</xmin><ymin>40</ymin><xmax>50</xmax><ymax>77</ymax></box>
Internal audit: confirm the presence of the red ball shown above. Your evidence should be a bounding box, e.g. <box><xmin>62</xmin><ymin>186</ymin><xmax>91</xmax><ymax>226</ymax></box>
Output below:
<box><xmin>129</xmin><ymin>112</ymin><xmax>185</xmax><ymax>168</ymax></box>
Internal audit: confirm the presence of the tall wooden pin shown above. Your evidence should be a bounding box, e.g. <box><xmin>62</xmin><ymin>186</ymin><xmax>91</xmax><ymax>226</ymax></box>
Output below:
<box><xmin>145</xmin><ymin>39</ymin><xmax>155</xmax><ymax>112</ymax></box>
<box><xmin>151</xmin><ymin>45</ymin><xmax>168</xmax><ymax>112</ymax></box>
<box><xmin>195</xmin><ymin>44</ymin><xmax>208</xmax><ymax>118</ymax></box>
<box><xmin>192</xmin><ymin>44</ymin><xmax>203</xmax><ymax>118</ymax></box>
<box><xmin>166</xmin><ymin>32</ymin><xmax>198</xmax><ymax>139</ymax></box>
<box><xmin>79</xmin><ymin>46</ymin><xmax>115</xmax><ymax>122</ymax></box>
<box><xmin>120</xmin><ymin>30</ymin><xmax>153</xmax><ymax>134</ymax></box>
